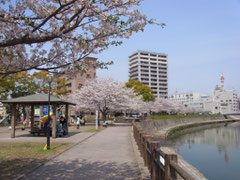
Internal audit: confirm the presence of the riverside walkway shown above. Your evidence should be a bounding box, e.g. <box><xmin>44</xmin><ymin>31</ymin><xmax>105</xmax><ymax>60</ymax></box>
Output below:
<box><xmin>22</xmin><ymin>125</ymin><xmax>140</xmax><ymax>180</ymax></box>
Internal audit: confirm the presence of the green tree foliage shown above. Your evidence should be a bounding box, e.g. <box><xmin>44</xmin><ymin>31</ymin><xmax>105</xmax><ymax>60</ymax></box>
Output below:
<box><xmin>0</xmin><ymin>71</ymin><xmax>69</xmax><ymax>100</ymax></box>
<box><xmin>32</xmin><ymin>71</ymin><xmax>69</xmax><ymax>97</ymax></box>
<box><xmin>125</xmin><ymin>79</ymin><xmax>155</xmax><ymax>102</ymax></box>
<box><xmin>0</xmin><ymin>72</ymin><xmax>39</xmax><ymax>100</ymax></box>
<box><xmin>0</xmin><ymin>71</ymin><xmax>68</xmax><ymax>120</ymax></box>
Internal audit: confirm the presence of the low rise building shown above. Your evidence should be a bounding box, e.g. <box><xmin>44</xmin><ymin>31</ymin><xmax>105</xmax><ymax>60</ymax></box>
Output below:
<box><xmin>63</xmin><ymin>57</ymin><xmax>97</xmax><ymax>94</ymax></box>
<box><xmin>168</xmin><ymin>86</ymin><xmax>239</xmax><ymax>114</ymax></box>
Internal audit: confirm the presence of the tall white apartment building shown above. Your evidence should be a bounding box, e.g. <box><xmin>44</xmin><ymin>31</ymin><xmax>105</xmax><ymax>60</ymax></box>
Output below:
<box><xmin>128</xmin><ymin>50</ymin><xmax>168</xmax><ymax>98</ymax></box>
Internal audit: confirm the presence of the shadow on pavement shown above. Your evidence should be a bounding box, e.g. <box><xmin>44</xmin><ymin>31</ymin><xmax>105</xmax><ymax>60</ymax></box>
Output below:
<box><xmin>14</xmin><ymin>131</ymin><xmax>80</xmax><ymax>138</ymax></box>
<box><xmin>0</xmin><ymin>158</ymin><xmax>45</xmax><ymax>180</ymax></box>
<box><xmin>24</xmin><ymin>159</ymin><xmax>139</xmax><ymax>180</ymax></box>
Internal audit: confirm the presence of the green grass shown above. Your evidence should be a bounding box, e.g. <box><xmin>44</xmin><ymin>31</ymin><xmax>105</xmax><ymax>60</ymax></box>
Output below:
<box><xmin>80</xmin><ymin>127</ymin><xmax>104</xmax><ymax>133</ymax></box>
<box><xmin>148</xmin><ymin>114</ymin><xmax>222</xmax><ymax>120</ymax></box>
<box><xmin>84</xmin><ymin>118</ymin><xmax>96</xmax><ymax>122</ymax></box>
<box><xmin>0</xmin><ymin>142</ymin><xmax>73</xmax><ymax>179</ymax></box>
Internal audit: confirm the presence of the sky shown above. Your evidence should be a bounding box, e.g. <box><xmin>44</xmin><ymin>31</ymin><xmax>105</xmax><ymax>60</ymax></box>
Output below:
<box><xmin>96</xmin><ymin>0</ymin><xmax>240</xmax><ymax>96</ymax></box>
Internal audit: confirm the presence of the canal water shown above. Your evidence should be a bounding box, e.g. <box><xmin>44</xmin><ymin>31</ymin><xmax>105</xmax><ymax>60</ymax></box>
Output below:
<box><xmin>169</xmin><ymin>122</ymin><xmax>240</xmax><ymax>180</ymax></box>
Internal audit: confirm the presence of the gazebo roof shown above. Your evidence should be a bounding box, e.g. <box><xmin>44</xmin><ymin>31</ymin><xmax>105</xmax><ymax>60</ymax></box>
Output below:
<box><xmin>0</xmin><ymin>93</ymin><xmax>76</xmax><ymax>106</ymax></box>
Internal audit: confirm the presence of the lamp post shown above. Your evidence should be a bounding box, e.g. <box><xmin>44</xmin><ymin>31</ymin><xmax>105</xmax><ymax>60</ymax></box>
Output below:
<box><xmin>47</xmin><ymin>77</ymin><xmax>53</xmax><ymax>150</ymax></box>
<box><xmin>96</xmin><ymin>110</ymin><xmax>99</xmax><ymax>130</ymax></box>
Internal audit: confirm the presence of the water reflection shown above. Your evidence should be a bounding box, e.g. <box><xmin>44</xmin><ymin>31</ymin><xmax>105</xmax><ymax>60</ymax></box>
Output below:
<box><xmin>169</xmin><ymin>122</ymin><xmax>240</xmax><ymax>180</ymax></box>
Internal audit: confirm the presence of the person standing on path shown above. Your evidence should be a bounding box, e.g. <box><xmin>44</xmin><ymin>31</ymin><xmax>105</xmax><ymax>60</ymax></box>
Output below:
<box><xmin>76</xmin><ymin>116</ymin><xmax>80</xmax><ymax>129</ymax></box>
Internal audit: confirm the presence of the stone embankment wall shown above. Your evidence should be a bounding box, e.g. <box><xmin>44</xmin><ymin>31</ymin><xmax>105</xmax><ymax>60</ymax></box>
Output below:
<box><xmin>138</xmin><ymin>116</ymin><xmax>225</xmax><ymax>137</ymax></box>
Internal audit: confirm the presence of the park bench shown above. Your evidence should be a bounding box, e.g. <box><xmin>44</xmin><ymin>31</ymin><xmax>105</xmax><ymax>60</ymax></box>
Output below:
<box><xmin>103</xmin><ymin>120</ymin><xmax>114</xmax><ymax>127</ymax></box>
<box><xmin>30</xmin><ymin>127</ymin><xmax>46</xmax><ymax>136</ymax></box>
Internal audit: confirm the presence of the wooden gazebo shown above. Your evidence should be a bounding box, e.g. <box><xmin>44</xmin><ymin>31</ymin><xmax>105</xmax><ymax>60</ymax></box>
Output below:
<box><xmin>1</xmin><ymin>93</ymin><xmax>76</xmax><ymax>138</ymax></box>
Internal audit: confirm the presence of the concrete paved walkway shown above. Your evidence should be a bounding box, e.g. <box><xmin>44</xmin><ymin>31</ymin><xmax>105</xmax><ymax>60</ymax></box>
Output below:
<box><xmin>22</xmin><ymin>125</ymin><xmax>140</xmax><ymax>180</ymax></box>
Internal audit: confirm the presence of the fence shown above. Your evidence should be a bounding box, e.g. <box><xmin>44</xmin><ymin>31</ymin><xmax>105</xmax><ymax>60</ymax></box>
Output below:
<box><xmin>133</xmin><ymin>120</ymin><xmax>194</xmax><ymax>180</ymax></box>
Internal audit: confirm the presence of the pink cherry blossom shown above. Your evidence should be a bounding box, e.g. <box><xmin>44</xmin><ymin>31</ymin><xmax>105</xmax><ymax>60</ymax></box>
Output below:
<box><xmin>0</xmin><ymin>0</ymin><xmax>156</xmax><ymax>75</ymax></box>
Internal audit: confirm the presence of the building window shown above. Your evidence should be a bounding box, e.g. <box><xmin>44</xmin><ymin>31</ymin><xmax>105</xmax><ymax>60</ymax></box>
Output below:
<box><xmin>140</xmin><ymin>61</ymin><xmax>148</xmax><ymax>64</ymax></box>
<box><xmin>140</xmin><ymin>53</ymin><xmax>148</xmax><ymax>56</ymax></box>
<box><xmin>140</xmin><ymin>65</ymin><xmax>149</xmax><ymax>68</ymax></box>
<box><xmin>151</xmin><ymin>83</ymin><xmax>157</xmax><ymax>86</ymax></box>
<box><xmin>159</xmin><ymin>63</ymin><xmax>167</xmax><ymax>66</ymax></box>
<box><xmin>86</xmin><ymin>74</ymin><xmax>91</xmax><ymax>78</ymax></box>
<box><xmin>150</xmin><ymin>58</ymin><xmax>156</xmax><ymax>61</ymax></box>
<box><xmin>158</xmin><ymin>55</ymin><xmax>167</xmax><ymax>58</ymax></box>
<box><xmin>150</xmin><ymin>66</ymin><xmax>157</xmax><ymax>69</ymax></box>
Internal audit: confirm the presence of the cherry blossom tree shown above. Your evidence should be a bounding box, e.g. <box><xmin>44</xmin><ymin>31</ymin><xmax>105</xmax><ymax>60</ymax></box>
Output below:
<box><xmin>67</xmin><ymin>78</ymin><xmax>136</xmax><ymax>121</ymax></box>
<box><xmin>0</xmin><ymin>0</ymin><xmax>161</xmax><ymax>76</ymax></box>
<box><xmin>136</xmin><ymin>97</ymin><xmax>203</xmax><ymax>115</ymax></box>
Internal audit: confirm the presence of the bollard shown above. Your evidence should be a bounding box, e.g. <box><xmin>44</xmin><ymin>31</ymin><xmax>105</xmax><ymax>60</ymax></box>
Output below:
<box><xmin>142</xmin><ymin>135</ymin><xmax>152</xmax><ymax>166</ymax></box>
<box><xmin>140</xmin><ymin>132</ymin><xmax>147</xmax><ymax>159</ymax></box>
<box><xmin>138</xmin><ymin>130</ymin><xmax>145</xmax><ymax>156</ymax></box>
<box><xmin>164</xmin><ymin>153</ymin><xmax>178</xmax><ymax>180</ymax></box>
<box><xmin>146</xmin><ymin>139</ymin><xmax>152</xmax><ymax>171</ymax></box>
<box><xmin>150</xmin><ymin>141</ymin><xmax>160</xmax><ymax>180</ymax></box>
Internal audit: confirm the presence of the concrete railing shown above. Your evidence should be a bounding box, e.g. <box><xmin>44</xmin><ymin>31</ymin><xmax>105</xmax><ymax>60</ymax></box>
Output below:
<box><xmin>133</xmin><ymin>120</ymin><xmax>195</xmax><ymax>180</ymax></box>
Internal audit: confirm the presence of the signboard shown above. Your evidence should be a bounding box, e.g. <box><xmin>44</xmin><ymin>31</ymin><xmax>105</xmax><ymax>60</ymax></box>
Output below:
<box><xmin>42</xmin><ymin>105</ymin><xmax>53</xmax><ymax>116</ymax></box>
<box><xmin>42</xmin><ymin>105</ymin><xmax>49</xmax><ymax>116</ymax></box>
<box><xmin>160</xmin><ymin>155</ymin><xmax>165</xmax><ymax>166</ymax></box>
<box><xmin>34</xmin><ymin>107</ymin><xmax>40</xmax><ymax>116</ymax></box>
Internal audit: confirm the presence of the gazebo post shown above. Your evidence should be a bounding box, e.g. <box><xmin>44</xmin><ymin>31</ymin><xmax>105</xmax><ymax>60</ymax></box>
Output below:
<box><xmin>52</xmin><ymin>105</ymin><xmax>57</xmax><ymax>139</ymax></box>
<box><xmin>65</xmin><ymin>104</ymin><xmax>69</xmax><ymax>135</ymax></box>
<box><xmin>39</xmin><ymin>106</ymin><xmax>42</xmax><ymax>128</ymax></box>
<box><xmin>11</xmin><ymin>104</ymin><xmax>16</xmax><ymax>138</ymax></box>
<box><xmin>30</xmin><ymin>105</ymin><xmax>34</xmax><ymax>133</ymax></box>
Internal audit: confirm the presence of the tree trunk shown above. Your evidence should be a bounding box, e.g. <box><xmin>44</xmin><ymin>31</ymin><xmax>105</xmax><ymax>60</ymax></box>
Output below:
<box><xmin>23</xmin><ymin>105</ymin><xmax>26</xmax><ymax>121</ymax></box>
<box><xmin>25</xmin><ymin>107</ymin><xmax>30</xmax><ymax>124</ymax></box>
<box><xmin>102</xmin><ymin>112</ymin><xmax>107</xmax><ymax>121</ymax></box>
